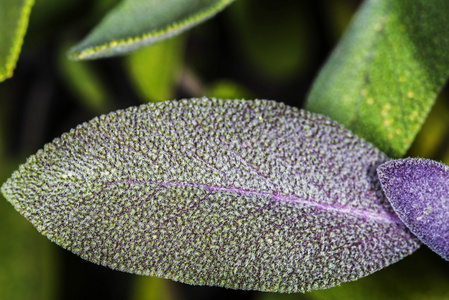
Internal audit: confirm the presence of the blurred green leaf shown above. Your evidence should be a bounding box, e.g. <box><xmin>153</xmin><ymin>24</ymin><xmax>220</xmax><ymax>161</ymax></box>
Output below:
<box><xmin>257</xmin><ymin>249</ymin><xmax>449</xmax><ymax>300</ymax></box>
<box><xmin>323</xmin><ymin>0</ymin><xmax>359</xmax><ymax>42</ymax></box>
<box><xmin>205</xmin><ymin>79</ymin><xmax>253</xmax><ymax>99</ymax></box>
<box><xmin>407</xmin><ymin>94</ymin><xmax>449</xmax><ymax>159</ymax></box>
<box><xmin>126</xmin><ymin>35</ymin><xmax>185</xmax><ymax>103</ymax></box>
<box><xmin>59</xmin><ymin>40</ymin><xmax>113</xmax><ymax>113</ymax></box>
<box><xmin>0</xmin><ymin>93</ymin><xmax>57</xmax><ymax>300</ymax></box>
<box><xmin>131</xmin><ymin>276</ymin><xmax>178</xmax><ymax>300</ymax></box>
<box><xmin>229</xmin><ymin>0</ymin><xmax>311</xmax><ymax>81</ymax></box>
<box><xmin>0</xmin><ymin>197</ymin><xmax>57</xmax><ymax>300</ymax></box>
<box><xmin>68</xmin><ymin>0</ymin><xmax>235</xmax><ymax>60</ymax></box>
<box><xmin>307</xmin><ymin>249</ymin><xmax>449</xmax><ymax>300</ymax></box>
<box><xmin>0</xmin><ymin>0</ymin><xmax>34</xmax><ymax>82</ymax></box>
<box><xmin>306</xmin><ymin>0</ymin><xmax>449</xmax><ymax>158</ymax></box>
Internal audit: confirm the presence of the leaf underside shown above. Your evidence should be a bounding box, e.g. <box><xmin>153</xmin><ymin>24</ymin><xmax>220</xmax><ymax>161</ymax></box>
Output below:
<box><xmin>306</xmin><ymin>0</ymin><xmax>449</xmax><ymax>158</ymax></box>
<box><xmin>0</xmin><ymin>0</ymin><xmax>34</xmax><ymax>82</ymax></box>
<box><xmin>378</xmin><ymin>158</ymin><xmax>449</xmax><ymax>261</ymax></box>
<box><xmin>68</xmin><ymin>0</ymin><xmax>235</xmax><ymax>60</ymax></box>
<box><xmin>1</xmin><ymin>98</ymin><xmax>419</xmax><ymax>293</ymax></box>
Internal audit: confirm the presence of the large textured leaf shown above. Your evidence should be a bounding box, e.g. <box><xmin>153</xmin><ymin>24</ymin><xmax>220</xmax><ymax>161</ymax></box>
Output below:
<box><xmin>68</xmin><ymin>0</ymin><xmax>235</xmax><ymax>60</ymax></box>
<box><xmin>1</xmin><ymin>98</ymin><xmax>419</xmax><ymax>293</ymax></box>
<box><xmin>377</xmin><ymin>158</ymin><xmax>449</xmax><ymax>261</ymax></box>
<box><xmin>306</xmin><ymin>0</ymin><xmax>449</xmax><ymax>158</ymax></box>
<box><xmin>0</xmin><ymin>0</ymin><xmax>34</xmax><ymax>82</ymax></box>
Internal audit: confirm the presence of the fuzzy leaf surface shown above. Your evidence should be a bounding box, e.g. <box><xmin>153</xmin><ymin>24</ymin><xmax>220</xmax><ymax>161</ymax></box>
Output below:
<box><xmin>0</xmin><ymin>0</ymin><xmax>34</xmax><ymax>82</ymax></box>
<box><xmin>68</xmin><ymin>0</ymin><xmax>234</xmax><ymax>60</ymax></box>
<box><xmin>306</xmin><ymin>0</ymin><xmax>449</xmax><ymax>158</ymax></box>
<box><xmin>378</xmin><ymin>158</ymin><xmax>449</xmax><ymax>261</ymax></box>
<box><xmin>2</xmin><ymin>98</ymin><xmax>419</xmax><ymax>292</ymax></box>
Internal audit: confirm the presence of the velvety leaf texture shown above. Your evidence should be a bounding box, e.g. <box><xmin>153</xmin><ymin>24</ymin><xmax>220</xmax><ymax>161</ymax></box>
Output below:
<box><xmin>2</xmin><ymin>98</ymin><xmax>419</xmax><ymax>292</ymax></box>
<box><xmin>377</xmin><ymin>158</ymin><xmax>449</xmax><ymax>261</ymax></box>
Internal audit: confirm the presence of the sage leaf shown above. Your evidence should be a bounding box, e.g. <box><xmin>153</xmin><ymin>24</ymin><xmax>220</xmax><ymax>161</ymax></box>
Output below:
<box><xmin>2</xmin><ymin>98</ymin><xmax>419</xmax><ymax>292</ymax></box>
<box><xmin>378</xmin><ymin>158</ymin><xmax>449</xmax><ymax>261</ymax></box>
<box><xmin>68</xmin><ymin>0</ymin><xmax>235</xmax><ymax>60</ymax></box>
<box><xmin>0</xmin><ymin>0</ymin><xmax>34</xmax><ymax>82</ymax></box>
<box><xmin>306</xmin><ymin>0</ymin><xmax>449</xmax><ymax>158</ymax></box>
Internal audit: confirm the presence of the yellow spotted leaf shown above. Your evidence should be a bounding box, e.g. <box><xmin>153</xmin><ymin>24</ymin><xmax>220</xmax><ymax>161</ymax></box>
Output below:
<box><xmin>306</xmin><ymin>0</ymin><xmax>449</xmax><ymax>158</ymax></box>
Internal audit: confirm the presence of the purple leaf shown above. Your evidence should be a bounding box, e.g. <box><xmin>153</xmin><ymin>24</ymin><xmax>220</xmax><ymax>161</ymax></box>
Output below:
<box><xmin>377</xmin><ymin>158</ymin><xmax>449</xmax><ymax>261</ymax></box>
<box><xmin>1</xmin><ymin>98</ymin><xmax>419</xmax><ymax>292</ymax></box>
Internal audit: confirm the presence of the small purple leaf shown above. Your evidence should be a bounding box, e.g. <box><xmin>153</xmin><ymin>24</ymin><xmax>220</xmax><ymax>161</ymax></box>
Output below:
<box><xmin>377</xmin><ymin>158</ymin><xmax>449</xmax><ymax>260</ymax></box>
<box><xmin>2</xmin><ymin>98</ymin><xmax>419</xmax><ymax>292</ymax></box>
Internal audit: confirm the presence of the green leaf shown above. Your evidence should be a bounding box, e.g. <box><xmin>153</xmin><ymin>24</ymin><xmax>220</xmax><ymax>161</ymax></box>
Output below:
<box><xmin>306</xmin><ymin>0</ymin><xmax>449</xmax><ymax>158</ymax></box>
<box><xmin>2</xmin><ymin>98</ymin><xmax>419</xmax><ymax>293</ymax></box>
<box><xmin>0</xmin><ymin>193</ymin><xmax>57</xmax><ymax>300</ymax></box>
<box><xmin>257</xmin><ymin>250</ymin><xmax>449</xmax><ymax>300</ymax></box>
<box><xmin>307</xmin><ymin>249</ymin><xmax>449</xmax><ymax>300</ymax></box>
<box><xmin>407</xmin><ymin>94</ymin><xmax>449</xmax><ymax>159</ymax></box>
<box><xmin>0</xmin><ymin>0</ymin><xmax>34</xmax><ymax>82</ymax></box>
<box><xmin>205</xmin><ymin>79</ymin><xmax>253</xmax><ymax>100</ymax></box>
<box><xmin>229</xmin><ymin>0</ymin><xmax>312</xmax><ymax>81</ymax></box>
<box><xmin>131</xmin><ymin>276</ymin><xmax>177</xmax><ymax>300</ymax></box>
<box><xmin>68</xmin><ymin>0</ymin><xmax>235</xmax><ymax>60</ymax></box>
<box><xmin>126</xmin><ymin>35</ymin><xmax>185</xmax><ymax>103</ymax></box>
<box><xmin>59</xmin><ymin>40</ymin><xmax>113</xmax><ymax>113</ymax></box>
<box><xmin>0</xmin><ymin>92</ymin><xmax>57</xmax><ymax>300</ymax></box>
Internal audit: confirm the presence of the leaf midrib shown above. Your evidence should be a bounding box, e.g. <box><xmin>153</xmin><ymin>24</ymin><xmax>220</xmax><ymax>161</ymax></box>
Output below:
<box><xmin>105</xmin><ymin>179</ymin><xmax>402</xmax><ymax>224</ymax></box>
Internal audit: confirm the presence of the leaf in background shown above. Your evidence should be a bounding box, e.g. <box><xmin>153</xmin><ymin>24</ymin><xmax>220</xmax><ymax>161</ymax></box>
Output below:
<box><xmin>205</xmin><ymin>79</ymin><xmax>253</xmax><ymax>100</ymax></box>
<box><xmin>131</xmin><ymin>276</ymin><xmax>178</xmax><ymax>300</ymax></box>
<box><xmin>228</xmin><ymin>0</ymin><xmax>312</xmax><ymax>82</ymax></box>
<box><xmin>126</xmin><ymin>35</ymin><xmax>185</xmax><ymax>103</ymax></box>
<box><xmin>59</xmin><ymin>39</ymin><xmax>113</xmax><ymax>113</ymax></box>
<box><xmin>407</xmin><ymin>94</ymin><xmax>449</xmax><ymax>159</ymax></box>
<box><xmin>257</xmin><ymin>249</ymin><xmax>449</xmax><ymax>300</ymax></box>
<box><xmin>68</xmin><ymin>0</ymin><xmax>235</xmax><ymax>60</ymax></box>
<box><xmin>0</xmin><ymin>88</ymin><xmax>57</xmax><ymax>300</ymax></box>
<box><xmin>306</xmin><ymin>248</ymin><xmax>449</xmax><ymax>300</ymax></box>
<box><xmin>2</xmin><ymin>98</ymin><xmax>419</xmax><ymax>293</ymax></box>
<box><xmin>0</xmin><ymin>0</ymin><xmax>34</xmax><ymax>82</ymax></box>
<box><xmin>323</xmin><ymin>0</ymin><xmax>359</xmax><ymax>42</ymax></box>
<box><xmin>306</xmin><ymin>0</ymin><xmax>449</xmax><ymax>158</ymax></box>
<box><xmin>378</xmin><ymin>158</ymin><xmax>449</xmax><ymax>261</ymax></box>
<box><xmin>0</xmin><ymin>194</ymin><xmax>57</xmax><ymax>300</ymax></box>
